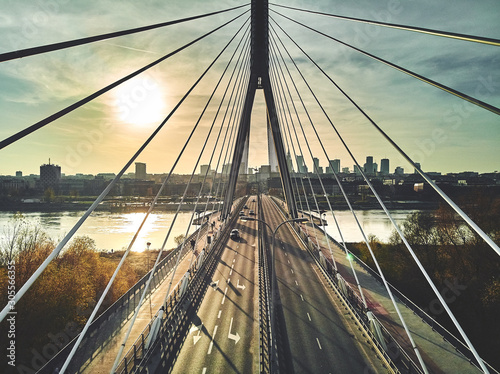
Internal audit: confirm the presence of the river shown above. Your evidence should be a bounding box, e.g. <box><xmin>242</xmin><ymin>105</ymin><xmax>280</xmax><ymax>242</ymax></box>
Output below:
<box><xmin>321</xmin><ymin>209</ymin><xmax>416</xmax><ymax>243</ymax></box>
<box><xmin>0</xmin><ymin>209</ymin><xmax>416</xmax><ymax>252</ymax></box>
<box><xmin>0</xmin><ymin>211</ymin><xmax>198</xmax><ymax>252</ymax></box>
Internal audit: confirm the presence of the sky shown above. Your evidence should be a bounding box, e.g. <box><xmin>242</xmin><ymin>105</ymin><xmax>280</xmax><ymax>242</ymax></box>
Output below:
<box><xmin>0</xmin><ymin>0</ymin><xmax>498</xmax><ymax>177</ymax></box>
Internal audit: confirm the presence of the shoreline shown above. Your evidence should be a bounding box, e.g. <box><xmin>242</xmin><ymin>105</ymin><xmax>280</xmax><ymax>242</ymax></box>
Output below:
<box><xmin>0</xmin><ymin>200</ymin><xmax>439</xmax><ymax>213</ymax></box>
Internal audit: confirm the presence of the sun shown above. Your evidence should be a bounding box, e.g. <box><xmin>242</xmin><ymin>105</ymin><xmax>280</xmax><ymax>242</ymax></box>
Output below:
<box><xmin>113</xmin><ymin>75</ymin><xmax>167</xmax><ymax>127</ymax></box>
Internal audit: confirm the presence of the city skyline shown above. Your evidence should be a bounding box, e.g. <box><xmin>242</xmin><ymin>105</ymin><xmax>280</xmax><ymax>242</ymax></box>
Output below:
<box><xmin>0</xmin><ymin>1</ymin><xmax>498</xmax><ymax>177</ymax></box>
<box><xmin>2</xmin><ymin>155</ymin><xmax>498</xmax><ymax>179</ymax></box>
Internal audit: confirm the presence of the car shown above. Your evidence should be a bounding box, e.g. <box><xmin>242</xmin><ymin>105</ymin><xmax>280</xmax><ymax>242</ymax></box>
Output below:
<box><xmin>249</xmin><ymin>210</ymin><xmax>255</xmax><ymax>215</ymax></box>
<box><xmin>230</xmin><ymin>229</ymin><xmax>240</xmax><ymax>240</ymax></box>
<box><xmin>239</xmin><ymin>210</ymin><xmax>245</xmax><ymax>216</ymax></box>
<box><xmin>252</xmin><ymin>199</ymin><xmax>256</xmax><ymax>202</ymax></box>
<box><xmin>243</xmin><ymin>205</ymin><xmax>248</xmax><ymax>209</ymax></box>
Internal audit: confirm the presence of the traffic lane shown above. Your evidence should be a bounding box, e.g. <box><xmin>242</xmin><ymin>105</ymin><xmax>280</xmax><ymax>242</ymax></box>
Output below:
<box><xmin>276</xmin><ymin>262</ymin><xmax>370</xmax><ymax>373</ymax></box>
<box><xmin>170</xmin><ymin>240</ymin><xmax>238</xmax><ymax>373</ymax></box>
<box><xmin>274</xmin><ymin>224</ymin><xmax>372</xmax><ymax>372</ymax></box>
<box><xmin>205</xmin><ymin>219</ymin><xmax>258</xmax><ymax>374</ymax></box>
<box><xmin>170</xmin><ymin>217</ymin><xmax>258</xmax><ymax>374</ymax></box>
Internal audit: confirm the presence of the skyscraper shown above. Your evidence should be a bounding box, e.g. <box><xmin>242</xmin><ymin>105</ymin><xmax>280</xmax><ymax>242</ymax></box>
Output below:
<box><xmin>364</xmin><ymin>156</ymin><xmax>374</xmax><ymax>175</ymax></box>
<box><xmin>200</xmin><ymin>165</ymin><xmax>211</xmax><ymax>176</ymax></box>
<box><xmin>331</xmin><ymin>159</ymin><xmax>340</xmax><ymax>173</ymax></box>
<box><xmin>40</xmin><ymin>160</ymin><xmax>61</xmax><ymax>190</ymax></box>
<box><xmin>380</xmin><ymin>158</ymin><xmax>390</xmax><ymax>175</ymax></box>
<box><xmin>296</xmin><ymin>155</ymin><xmax>307</xmax><ymax>174</ymax></box>
<box><xmin>135</xmin><ymin>162</ymin><xmax>147</xmax><ymax>180</ymax></box>
<box><xmin>313</xmin><ymin>157</ymin><xmax>321</xmax><ymax>173</ymax></box>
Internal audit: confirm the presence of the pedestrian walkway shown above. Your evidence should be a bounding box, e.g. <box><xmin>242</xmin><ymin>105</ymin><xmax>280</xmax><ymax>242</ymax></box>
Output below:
<box><xmin>298</xmin><ymin>221</ymin><xmax>482</xmax><ymax>374</ymax></box>
<box><xmin>82</xmin><ymin>211</ymin><xmax>225</xmax><ymax>374</ymax></box>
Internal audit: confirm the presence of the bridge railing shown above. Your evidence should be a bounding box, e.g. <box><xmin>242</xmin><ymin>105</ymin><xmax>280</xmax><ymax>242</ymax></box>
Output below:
<box><xmin>284</xmin><ymin>201</ymin><xmax>498</xmax><ymax>373</ymax></box>
<box><xmin>317</xmin><ymin>233</ymin><xmax>497</xmax><ymax>373</ymax></box>
<box><xmin>134</xmin><ymin>198</ymin><xmax>247</xmax><ymax>373</ymax></box>
<box><xmin>257</xmin><ymin>194</ymin><xmax>271</xmax><ymax>373</ymax></box>
<box><xmin>286</xmin><ymin>221</ymin><xmax>403</xmax><ymax>373</ymax></box>
<box><xmin>114</xmin><ymin>267</ymin><xmax>196</xmax><ymax>374</ymax></box>
<box><xmin>114</xmin><ymin>216</ymin><xmax>230</xmax><ymax>374</ymax></box>
<box><xmin>267</xmin><ymin>196</ymin><xmax>401</xmax><ymax>372</ymax></box>
<box><xmin>39</xmin><ymin>222</ymin><xmax>209</xmax><ymax>374</ymax></box>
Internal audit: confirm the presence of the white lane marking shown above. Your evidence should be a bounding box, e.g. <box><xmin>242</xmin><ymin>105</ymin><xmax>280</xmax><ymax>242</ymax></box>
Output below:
<box><xmin>236</xmin><ymin>279</ymin><xmax>246</xmax><ymax>290</ymax></box>
<box><xmin>307</xmin><ymin>312</ymin><xmax>311</xmax><ymax>321</ymax></box>
<box><xmin>208</xmin><ymin>325</ymin><xmax>218</xmax><ymax>354</ymax></box>
<box><xmin>316</xmin><ymin>338</ymin><xmax>322</xmax><ymax>350</ymax></box>
<box><xmin>230</xmin><ymin>264</ymin><xmax>234</xmax><ymax>275</ymax></box>
<box><xmin>233</xmin><ymin>258</ymin><xmax>236</xmax><ymax>262</ymax></box>
<box><xmin>222</xmin><ymin>287</ymin><xmax>228</xmax><ymax>304</ymax></box>
<box><xmin>287</xmin><ymin>260</ymin><xmax>290</xmax><ymax>264</ymax></box>
<box><xmin>295</xmin><ymin>280</ymin><xmax>298</xmax><ymax>286</ymax></box>
<box><xmin>285</xmin><ymin>253</ymin><xmax>288</xmax><ymax>256</ymax></box>
<box><xmin>228</xmin><ymin>317</ymin><xmax>241</xmax><ymax>344</ymax></box>
<box><xmin>218</xmin><ymin>310</ymin><xmax>222</xmax><ymax>318</ymax></box>
<box><xmin>202</xmin><ymin>368</ymin><xmax>207</xmax><ymax>374</ymax></box>
<box><xmin>300</xmin><ymin>294</ymin><xmax>304</xmax><ymax>301</ymax></box>
<box><xmin>291</xmin><ymin>269</ymin><xmax>294</xmax><ymax>274</ymax></box>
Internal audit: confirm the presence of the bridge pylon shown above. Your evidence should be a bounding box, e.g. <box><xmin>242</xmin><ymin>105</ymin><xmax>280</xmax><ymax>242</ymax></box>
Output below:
<box><xmin>222</xmin><ymin>0</ymin><xmax>297</xmax><ymax>219</ymax></box>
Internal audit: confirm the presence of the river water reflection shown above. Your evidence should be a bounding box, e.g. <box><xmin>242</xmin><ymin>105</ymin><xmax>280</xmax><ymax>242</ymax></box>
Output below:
<box><xmin>322</xmin><ymin>209</ymin><xmax>416</xmax><ymax>243</ymax></box>
<box><xmin>0</xmin><ymin>211</ymin><xmax>197</xmax><ymax>252</ymax></box>
<box><xmin>0</xmin><ymin>209</ymin><xmax>416</xmax><ymax>251</ymax></box>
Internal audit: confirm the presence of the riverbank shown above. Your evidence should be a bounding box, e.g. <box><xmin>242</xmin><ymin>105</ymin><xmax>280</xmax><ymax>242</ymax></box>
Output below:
<box><xmin>0</xmin><ymin>199</ymin><xmax>437</xmax><ymax>213</ymax></box>
<box><xmin>0</xmin><ymin>201</ymin><xmax>224</xmax><ymax>213</ymax></box>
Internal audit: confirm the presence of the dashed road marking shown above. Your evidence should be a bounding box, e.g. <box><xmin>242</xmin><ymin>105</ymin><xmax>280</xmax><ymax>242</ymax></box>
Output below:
<box><xmin>222</xmin><ymin>287</ymin><xmax>228</xmax><ymax>304</ymax></box>
<box><xmin>230</xmin><ymin>265</ymin><xmax>234</xmax><ymax>275</ymax></box>
<box><xmin>295</xmin><ymin>280</ymin><xmax>298</xmax><ymax>286</ymax></box>
<box><xmin>316</xmin><ymin>338</ymin><xmax>322</xmax><ymax>350</ymax></box>
<box><xmin>218</xmin><ymin>310</ymin><xmax>222</xmax><ymax>318</ymax></box>
<box><xmin>202</xmin><ymin>368</ymin><xmax>207</xmax><ymax>374</ymax></box>
<box><xmin>291</xmin><ymin>269</ymin><xmax>294</xmax><ymax>274</ymax></box>
<box><xmin>307</xmin><ymin>312</ymin><xmax>311</xmax><ymax>321</ymax></box>
<box><xmin>208</xmin><ymin>325</ymin><xmax>218</xmax><ymax>354</ymax></box>
<box><xmin>300</xmin><ymin>294</ymin><xmax>304</xmax><ymax>301</ymax></box>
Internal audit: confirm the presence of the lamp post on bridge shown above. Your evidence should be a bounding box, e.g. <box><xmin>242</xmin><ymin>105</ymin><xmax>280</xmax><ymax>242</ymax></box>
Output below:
<box><xmin>240</xmin><ymin>215</ymin><xmax>308</xmax><ymax>372</ymax></box>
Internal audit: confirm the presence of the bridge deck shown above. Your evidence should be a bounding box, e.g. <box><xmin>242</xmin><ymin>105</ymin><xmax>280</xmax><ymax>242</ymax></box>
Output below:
<box><xmin>81</xmin><ymin>212</ymin><xmax>225</xmax><ymax>374</ymax></box>
<box><xmin>301</xmin><ymin>218</ymin><xmax>481</xmax><ymax>374</ymax></box>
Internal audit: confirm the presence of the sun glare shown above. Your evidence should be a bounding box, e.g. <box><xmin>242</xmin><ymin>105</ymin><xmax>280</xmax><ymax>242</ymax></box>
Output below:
<box><xmin>113</xmin><ymin>76</ymin><xmax>166</xmax><ymax>127</ymax></box>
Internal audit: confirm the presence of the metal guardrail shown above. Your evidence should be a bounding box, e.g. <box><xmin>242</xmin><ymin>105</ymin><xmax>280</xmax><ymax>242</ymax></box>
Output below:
<box><xmin>131</xmin><ymin>198</ymin><xmax>247</xmax><ymax>374</ymax></box>
<box><xmin>272</xmin><ymin>197</ymin><xmax>496</xmax><ymax>374</ymax></box>
<box><xmin>309</xmin><ymin>230</ymin><xmax>496</xmax><ymax>374</ymax></box>
<box><xmin>38</xmin><ymin>223</ymin><xmax>209</xmax><ymax>374</ymax></box>
<box><xmin>267</xmin><ymin>196</ymin><xmax>400</xmax><ymax>373</ymax></box>
<box><xmin>114</xmin><ymin>268</ymin><xmax>196</xmax><ymax>374</ymax></box>
<box><xmin>257</xmin><ymin>195</ymin><xmax>271</xmax><ymax>374</ymax></box>
<box><xmin>290</xmin><ymin>221</ymin><xmax>401</xmax><ymax>374</ymax></box>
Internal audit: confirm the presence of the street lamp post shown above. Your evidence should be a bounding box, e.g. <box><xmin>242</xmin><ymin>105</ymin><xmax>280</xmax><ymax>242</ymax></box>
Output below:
<box><xmin>241</xmin><ymin>215</ymin><xmax>308</xmax><ymax>373</ymax></box>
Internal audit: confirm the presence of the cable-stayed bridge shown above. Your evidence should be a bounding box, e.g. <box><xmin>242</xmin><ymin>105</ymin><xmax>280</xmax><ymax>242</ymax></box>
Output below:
<box><xmin>1</xmin><ymin>1</ymin><xmax>499</xmax><ymax>373</ymax></box>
